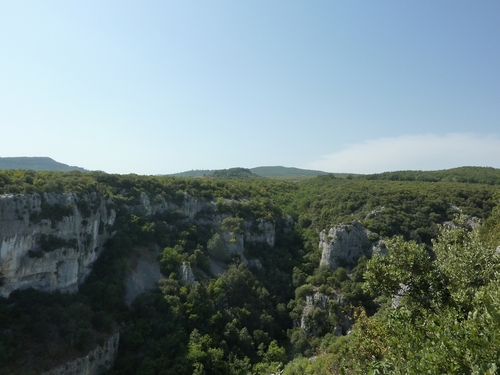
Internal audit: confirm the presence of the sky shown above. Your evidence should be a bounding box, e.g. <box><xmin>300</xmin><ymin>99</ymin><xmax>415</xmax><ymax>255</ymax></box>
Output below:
<box><xmin>1</xmin><ymin>1</ymin><xmax>499</xmax><ymax>175</ymax></box>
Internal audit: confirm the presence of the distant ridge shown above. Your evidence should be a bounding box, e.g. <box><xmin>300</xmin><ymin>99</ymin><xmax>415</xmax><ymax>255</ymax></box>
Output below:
<box><xmin>250</xmin><ymin>166</ymin><xmax>329</xmax><ymax>178</ymax></box>
<box><xmin>211</xmin><ymin>168</ymin><xmax>257</xmax><ymax>179</ymax></box>
<box><xmin>169</xmin><ymin>166</ymin><xmax>330</xmax><ymax>180</ymax></box>
<box><xmin>0</xmin><ymin>157</ymin><xmax>87</xmax><ymax>172</ymax></box>
<box><xmin>363</xmin><ymin>166</ymin><xmax>500</xmax><ymax>185</ymax></box>
<box><xmin>169</xmin><ymin>169</ymin><xmax>213</xmax><ymax>178</ymax></box>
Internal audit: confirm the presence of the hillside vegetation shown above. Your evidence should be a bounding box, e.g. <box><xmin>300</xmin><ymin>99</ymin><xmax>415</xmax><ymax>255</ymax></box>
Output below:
<box><xmin>0</xmin><ymin>167</ymin><xmax>499</xmax><ymax>374</ymax></box>
<box><xmin>364</xmin><ymin>166</ymin><xmax>500</xmax><ymax>185</ymax></box>
<box><xmin>169</xmin><ymin>166</ymin><xmax>331</xmax><ymax>180</ymax></box>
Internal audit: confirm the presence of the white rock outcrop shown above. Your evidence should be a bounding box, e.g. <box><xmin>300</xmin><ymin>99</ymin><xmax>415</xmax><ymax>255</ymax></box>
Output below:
<box><xmin>179</xmin><ymin>262</ymin><xmax>197</xmax><ymax>285</ymax></box>
<box><xmin>0</xmin><ymin>192</ymin><xmax>115</xmax><ymax>297</ymax></box>
<box><xmin>1</xmin><ymin>190</ymin><xmax>284</xmax><ymax>297</ymax></box>
<box><xmin>245</xmin><ymin>219</ymin><xmax>276</xmax><ymax>247</ymax></box>
<box><xmin>319</xmin><ymin>221</ymin><xmax>376</xmax><ymax>270</ymax></box>
<box><xmin>136</xmin><ymin>192</ymin><xmax>211</xmax><ymax>220</ymax></box>
<box><xmin>207</xmin><ymin>217</ymin><xmax>277</xmax><ymax>271</ymax></box>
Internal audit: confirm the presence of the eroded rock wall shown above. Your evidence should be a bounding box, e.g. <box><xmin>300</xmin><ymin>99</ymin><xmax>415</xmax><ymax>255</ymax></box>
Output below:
<box><xmin>136</xmin><ymin>192</ymin><xmax>211</xmax><ymax>220</ymax></box>
<box><xmin>1</xmin><ymin>190</ymin><xmax>285</xmax><ymax>297</ymax></box>
<box><xmin>319</xmin><ymin>221</ymin><xmax>375</xmax><ymax>270</ymax></box>
<box><xmin>244</xmin><ymin>219</ymin><xmax>276</xmax><ymax>247</ymax></box>
<box><xmin>0</xmin><ymin>192</ymin><xmax>115</xmax><ymax>297</ymax></box>
<box><xmin>41</xmin><ymin>333</ymin><xmax>119</xmax><ymax>375</ymax></box>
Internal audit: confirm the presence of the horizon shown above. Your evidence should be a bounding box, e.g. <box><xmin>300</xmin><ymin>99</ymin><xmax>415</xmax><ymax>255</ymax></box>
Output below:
<box><xmin>1</xmin><ymin>155</ymin><xmax>499</xmax><ymax>177</ymax></box>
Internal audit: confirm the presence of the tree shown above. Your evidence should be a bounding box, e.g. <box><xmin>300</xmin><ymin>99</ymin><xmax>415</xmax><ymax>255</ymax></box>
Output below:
<box><xmin>346</xmin><ymin>216</ymin><xmax>500</xmax><ymax>374</ymax></box>
<box><xmin>207</xmin><ymin>233</ymin><xmax>229</xmax><ymax>261</ymax></box>
<box><xmin>161</xmin><ymin>245</ymin><xmax>183</xmax><ymax>277</ymax></box>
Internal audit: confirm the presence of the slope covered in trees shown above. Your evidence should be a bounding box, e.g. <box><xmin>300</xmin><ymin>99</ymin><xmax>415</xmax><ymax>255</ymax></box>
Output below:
<box><xmin>364</xmin><ymin>166</ymin><xmax>500</xmax><ymax>185</ymax></box>
<box><xmin>0</xmin><ymin>168</ymin><xmax>499</xmax><ymax>374</ymax></box>
<box><xmin>169</xmin><ymin>166</ymin><xmax>331</xmax><ymax>180</ymax></box>
<box><xmin>292</xmin><ymin>174</ymin><xmax>496</xmax><ymax>243</ymax></box>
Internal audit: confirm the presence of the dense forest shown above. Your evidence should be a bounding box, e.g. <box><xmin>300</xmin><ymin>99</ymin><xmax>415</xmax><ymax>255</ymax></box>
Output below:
<box><xmin>1</xmin><ymin>167</ymin><xmax>500</xmax><ymax>374</ymax></box>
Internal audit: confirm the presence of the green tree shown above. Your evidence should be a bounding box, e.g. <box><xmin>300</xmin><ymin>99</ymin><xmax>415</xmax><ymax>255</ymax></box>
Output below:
<box><xmin>207</xmin><ymin>233</ymin><xmax>229</xmax><ymax>261</ymax></box>
<box><xmin>161</xmin><ymin>245</ymin><xmax>183</xmax><ymax>277</ymax></box>
<box><xmin>340</xmin><ymin>217</ymin><xmax>500</xmax><ymax>374</ymax></box>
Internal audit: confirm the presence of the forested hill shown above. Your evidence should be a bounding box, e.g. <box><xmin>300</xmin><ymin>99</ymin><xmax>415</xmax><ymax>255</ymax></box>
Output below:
<box><xmin>0</xmin><ymin>157</ymin><xmax>87</xmax><ymax>172</ymax></box>
<box><xmin>363</xmin><ymin>166</ymin><xmax>500</xmax><ymax>185</ymax></box>
<box><xmin>250</xmin><ymin>166</ymin><xmax>329</xmax><ymax>178</ymax></box>
<box><xmin>1</xmin><ymin>168</ymin><xmax>500</xmax><ymax>374</ymax></box>
<box><xmin>211</xmin><ymin>167</ymin><xmax>258</xmax><ymax>178</ymax></box>
<box><xmin>169</xmin><ymin>166</ymin><xmax>331</xmax><ymax>179</ymax></box>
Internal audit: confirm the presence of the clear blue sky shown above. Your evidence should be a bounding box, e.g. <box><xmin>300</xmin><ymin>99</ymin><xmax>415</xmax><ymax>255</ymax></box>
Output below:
<box><xmin>1</xmin><ymin>1</ymin><xmax>499</xmax><ymax>174</ymax></box>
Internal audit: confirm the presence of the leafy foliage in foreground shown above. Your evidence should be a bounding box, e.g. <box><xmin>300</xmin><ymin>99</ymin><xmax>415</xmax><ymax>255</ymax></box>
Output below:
<box><xmin>288</xmin><ymin>218</ymin><xmax>500</xmax><ymax>374</ymax></box>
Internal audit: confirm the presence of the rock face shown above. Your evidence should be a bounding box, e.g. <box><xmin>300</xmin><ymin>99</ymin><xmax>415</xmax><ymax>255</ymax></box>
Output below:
<box><xmin>179</xmin><ymin>262</ymin><xmax>197</xmax><ymax>285</ymax></box>
<box><xmin>206</xmin><ymin>216</ymin><xmax>278</xmax><ymax>272</ymax></box>
<box><xmin>0</xmin><ymin>192</ymin><xmax>115</xmax><ymax>297</ymax></box>
<box><xmin>299</xmin><ymin>292</ymin><xmax>351</xmax><ymax>337</ymax></box>
<box><xmin>244</xmin><ymin>219</ymin><xmax>276</xmax><ymax>247</ymax></box>
<box><xmin>216</xmin><ymin>220</ymin><xmax>273</xmax><ymax>269</ymax></box>
<box><xmin>136</xmin><ymin>192</ymin><xmax>211</xmax><ymax>220</ymax></box>
<box><xmin>319</xmin><ymin>221</ymin><xmax>375</xmax><ymax>270</ymax></box>
<box><xmin>1</xmin><ymin>189</ymin><xmax>285</xmax><ymax>297</ymax></box>
<box><xmin>124</xmin><ymin>247</ymin><xmax>164</xmax><ymax>305</ymax></box>
<box><xmin>41</xmin><ymin>333</ymin><xmax>119</xmax><ymax>375</ymax></box>
<box><xmin>300</xmin><ymin>292</ymin><xmax>331</xmax><ymax>330</ymax></box>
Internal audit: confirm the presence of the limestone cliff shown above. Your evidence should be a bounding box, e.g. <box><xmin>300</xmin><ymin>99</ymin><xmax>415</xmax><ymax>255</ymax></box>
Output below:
<box><xmin>319</xmin><ymin>221</ymin><xmax>380</xmax><ymax>270</ymax></box>
<box><xmin>136</xmin><ymin>192</ymin><xmax>211</xmax><ymax>220</ymax></box>
<box><xmin>0</xmin><ymin>192</ymin><xmax>115</xmax><ymax>297</ymax></box>
<box><xmin>244</xmin><ymin>219</ymin><xmax>276</xmax><ymax>247</ymax></box>
<box><xmin>1</xmin><ymin>189</ymin><xmax>284</xmax><ymax>298</ymax></box>
<box><xmin>40</xmin><ymin>333</ymin><xmax>119</xmax><ymax>375</ymax></box>
<box><xmin>123</xmin><ymin>195</ymin><xmax>281</xmax><ymax>301</ymax></box>
<box><xmin>208</xmin><ymin>218</ymin><xmax>276</xmax><ymax>270</ymax></box>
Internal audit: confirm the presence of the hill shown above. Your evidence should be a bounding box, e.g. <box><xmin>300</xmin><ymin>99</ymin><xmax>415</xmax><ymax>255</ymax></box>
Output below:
<box><xmin>0</xmin><ymin>157</ymin><xmax>87</xmax><ymax>172</ymax></box>
<box><xmin>363</xmin><ymin>166</ymin><xmax>500</xmax><ymax>185</ymax></box>
<box><xmin>169</xmin><ymin>166</ymin><xmax>332</xmax><ymax>180</ymax></box>
<box><xmin>168</xmin><ymin>169</ymin><xmax>213</xmax><ymax>177</ymax></box>
<box><xmin>250</xmin><ymin>166</ymin><xmax>329</xmax><ymax>178</ymax></box>
<box><xmin>211</xmin><ymin>167</ymin><xmax>258</xmax><ymax>179</ymax></box>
